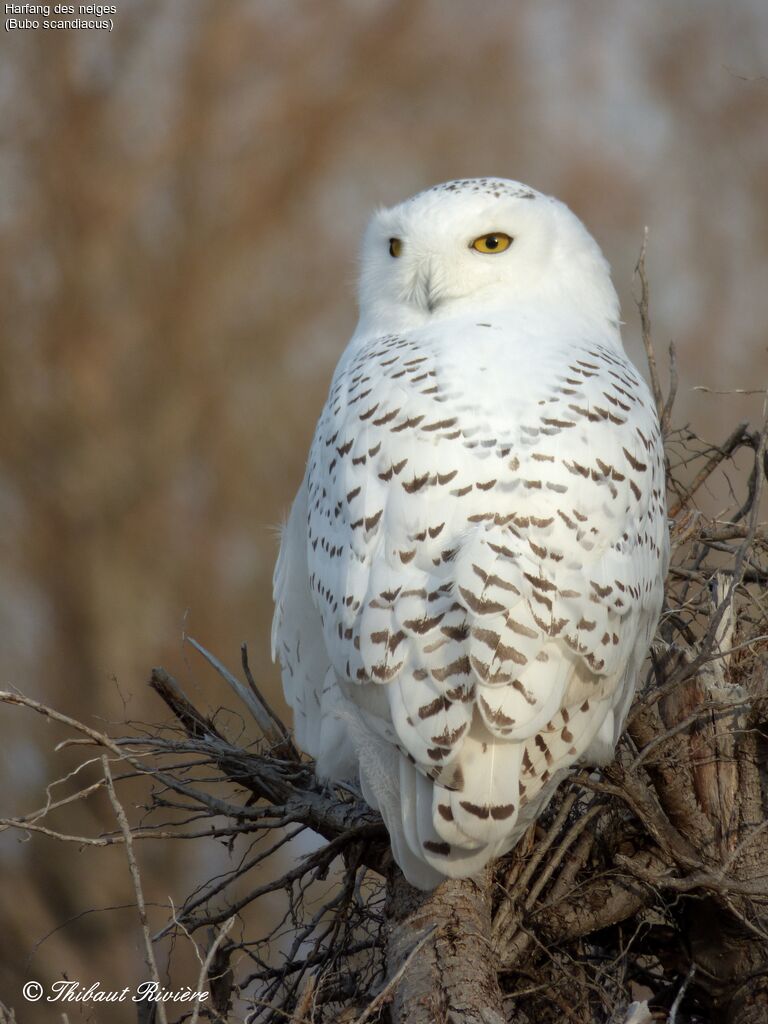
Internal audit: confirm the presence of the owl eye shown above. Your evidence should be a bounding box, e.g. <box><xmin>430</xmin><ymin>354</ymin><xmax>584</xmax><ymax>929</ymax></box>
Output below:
<box><xmin>471</xmin><ymin>232</ymin><xmax>513</xmax><ymax>254</ymax></box>
<box><xmin>389</xmin><ymin>238</ymin><xmax>403</xmax><ymax>258</ymax></box>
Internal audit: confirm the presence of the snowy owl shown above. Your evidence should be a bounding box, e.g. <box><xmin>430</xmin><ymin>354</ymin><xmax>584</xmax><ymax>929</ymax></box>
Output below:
<box><xmin>272</xmin><ymin>178</ymin><xmax>668</xmax><ymax>889</ymax></box>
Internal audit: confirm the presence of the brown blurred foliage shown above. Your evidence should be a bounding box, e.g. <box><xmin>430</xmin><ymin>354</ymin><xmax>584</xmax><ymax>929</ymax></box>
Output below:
<box><xmin>1</xmin><ymin>0</ymin><xmax>766</xmax><ymax>1016</ymax></box>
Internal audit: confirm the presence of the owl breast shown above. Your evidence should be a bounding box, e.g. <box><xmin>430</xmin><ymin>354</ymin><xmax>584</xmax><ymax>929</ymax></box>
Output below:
<box><xmin>276</xmin><ymin>312</ymin><xmax>667</xmax><ymax>888</ymax></box>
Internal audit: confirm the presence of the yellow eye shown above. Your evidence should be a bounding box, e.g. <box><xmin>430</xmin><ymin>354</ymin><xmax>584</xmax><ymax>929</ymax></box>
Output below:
<box><xmin>389</xmin><ymin>237</ymin><xmax>402</xmax><ymax>258</ymax></box>
<box><xmin>471</xmin><ymin>232</ymin><xmax>513</xmax><ymax>254</ymax></box>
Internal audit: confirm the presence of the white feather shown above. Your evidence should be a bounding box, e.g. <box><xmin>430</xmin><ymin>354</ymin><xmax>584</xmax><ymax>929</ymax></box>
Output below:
<box><xmin>272</xmin><ymin>178</ymin><xmax>669</xmax><ymax>888</ymax></box>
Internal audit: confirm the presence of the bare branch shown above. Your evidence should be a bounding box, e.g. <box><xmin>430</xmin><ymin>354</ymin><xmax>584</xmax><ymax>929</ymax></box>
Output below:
<box><xmin>351</xmin><ymin>923</ymin><xmax>438</xmax><ymax>1024</ymax></box>
<box><xmin>189</xmin><ymin>916</ymin><xmax>236</xmax><ymax>1024</ymax></box>
<box><xmin>186</xmin><ymin>635</ymin><xmax>297</xmax><ymax>759</ymax></box>
<box><xmin>102</xmin><ymin>755</ymin><xmax>168</xmax><ymax>1024</ymax></box>
<box><xmin>635</xmin><ymin>228</ymin><xmax>663</xmax><ymax>421</ymax></box>
<box><xmin>661</xmin><ymin>340</ymin><xmax>678</xmax><ymax>437</ymax></box>
<box><xmin>668</xmin><ymin>419</ymin><xmax>750</xmax><ymax>518</ymax></box>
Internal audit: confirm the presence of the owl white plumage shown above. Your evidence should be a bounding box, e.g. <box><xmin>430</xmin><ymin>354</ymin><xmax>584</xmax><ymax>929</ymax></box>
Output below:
<box><xmin>272</xmin><ymin>179</ymin><xmax>668</xmax><ymax>889</ymax></box>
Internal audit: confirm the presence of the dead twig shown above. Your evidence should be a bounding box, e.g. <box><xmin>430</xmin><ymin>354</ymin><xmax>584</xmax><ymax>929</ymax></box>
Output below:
<box><xmin>289</xmin><ymin>973</ymin><xmax>317</xmax><ymax>1024</ymax></box>
<box><xmin>635</xmin><ymin>229</ymin><xmax>663</xmax><ymax>423</ymax></box>
<box><xmin>189</xmin><ymin>915</ymin><xmax>236</xmax><ymax>1024</ymax></box>
<box><xmin>242</xmin><ymin>641</ymin><xmax>300</xmax><ymax>762</ymax></box>
<box><xmin>352</xmin><ymin>925</ymin><xmax>438</xmax><ymax>1024</ymax></box>
<box><xmin>185</xmin><ymin>635</ymin><xmax>297</xmax><ymax>759</ymax></box>
<box><xmin>668</xmin><ymin>420</ymin><xmax>750</xmax><ymax>518</ymax></box>
<box><xmin>668</xmin><ymin>964</ymin><xmax>696</xmax><ymax>1024</ymax></box>
<box><xmin>0</xmin><ymin>1002</ymin><xmax>17</xmax><ymax>1024</ymax></box>
<box><xmin>661</xmin><ymin>340</ymin><xmax>678</xmax><ymax>437</ymax></box>
<box><xmin>102</xmin><ymin>755</ymin><xmax>168</xmax><ymax>1024</ymax></box>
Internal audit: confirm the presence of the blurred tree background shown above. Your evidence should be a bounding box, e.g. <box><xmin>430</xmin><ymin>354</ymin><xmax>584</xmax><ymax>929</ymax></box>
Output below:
<box><xmin>1</xmin><ymin>0</ymin><xmax>766</xmax><ymax>1016</ymax></box>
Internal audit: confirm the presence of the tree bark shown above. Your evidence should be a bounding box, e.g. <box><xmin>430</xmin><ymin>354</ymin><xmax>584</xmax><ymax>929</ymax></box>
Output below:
<box><xmin>385</xmin><ymin>868</ymin><xmax>506</xmax><ymax>1024</ymax></box>
<box><xmin>627</xmin><ymin>629</ymin><xmax>768</xmax><ymax>1024</ymax></box>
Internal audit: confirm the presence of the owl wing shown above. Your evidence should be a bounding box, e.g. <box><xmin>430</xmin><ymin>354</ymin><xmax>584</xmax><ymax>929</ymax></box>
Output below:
<box><xmin>273</xmin><ymin>319</ymin><xmax>668</xmax><ymax>886</ymax></box>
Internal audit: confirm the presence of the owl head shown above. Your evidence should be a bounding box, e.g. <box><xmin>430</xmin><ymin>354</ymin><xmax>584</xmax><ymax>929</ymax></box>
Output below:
<box><xmin>357</xmin><ymin>178</ymin><xmax>620</xmax><ymax>337</ymax></box>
